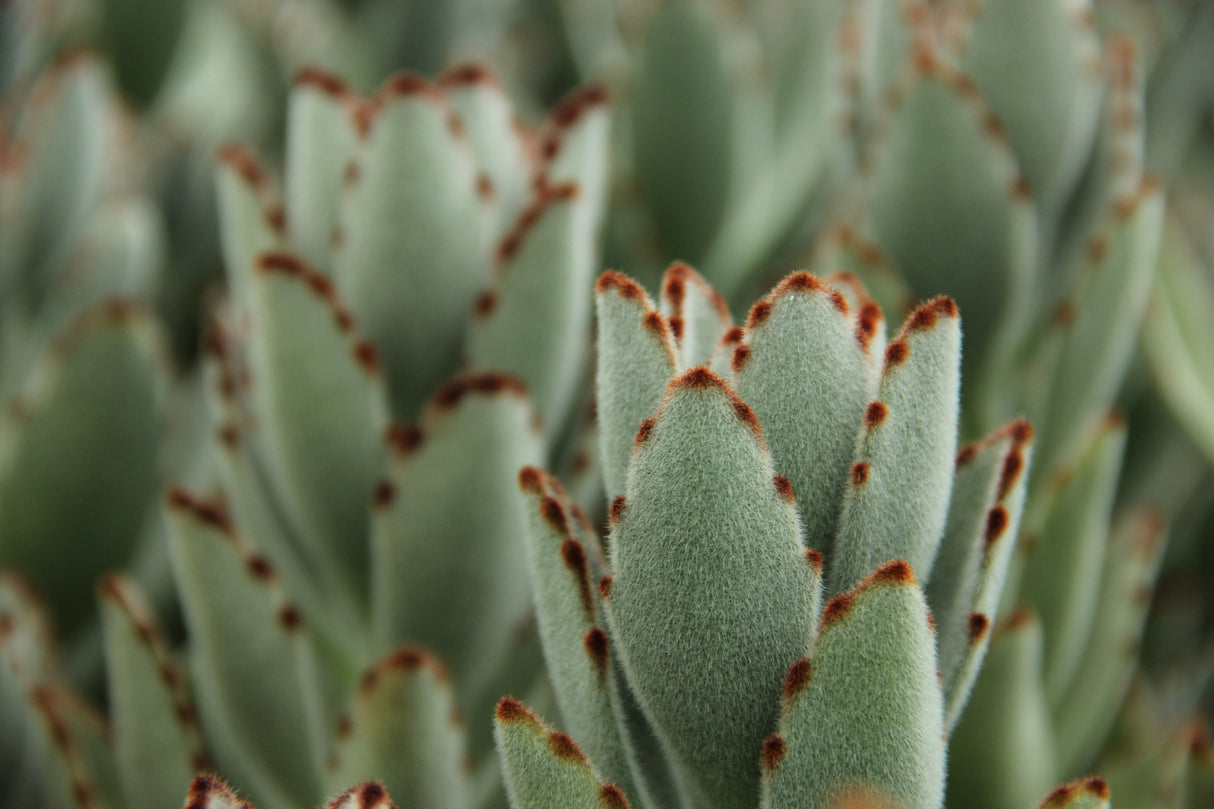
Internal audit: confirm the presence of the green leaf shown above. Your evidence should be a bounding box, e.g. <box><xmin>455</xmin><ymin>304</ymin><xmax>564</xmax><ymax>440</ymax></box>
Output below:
<box><xmin>518</xmin><ymin>468</ymin><xmax>634</xmax><ymax>795</ymax></box>
<box><xmin>27</xmin><ymin>684</ymin><xmax>121</xmax><ymax>809</ymax></box>
<box><xmin>1036</xmin><ymin>777</ymin><xmax>1111</xmax><ymax>809</ymax></box>
<box><xmin>828</xmin><ymin>297</ymin><xmax>961</xmax><ymax>595</ymax></box>
<box><xmin>1021</xmin><ymin>416</ymin><xmax>1126</xmax><ymax>706</ymax></box>
<box><xmin>760</xmin><ymin>561</ymin><xmax>944</xmax><ymax>809</ymax></box>
<box><xmin>246</xmin><ymin>251</ymin><xmax>390</xmax><ymax>593</ymax></box>
<box><xmin>334</xmin><ymin>73</ymin><xmax>493</xmax><ymax>419</ymax></box>
<box><xmin>98</xmin><ymin>575</ymin><xmax>205</xmax><ymax>809</ymax></box>
<box><xmin>658</xmin><ymin>262</ymin><xmax>732</xmax><ymax>371</ymax></box>
<box><xmin>283</xmin><ymin>68</ymin><xmax>361</xmax><ymax>273</ymax></box>
<box><xmin>494</xmin><ymin>698</ymin><xmax>631</xmax><ymax>809</ymax></box>
<box><xmin>594</xmin><ymin>272</ymin><xmax>678</xmax><ymax>503</ymax></box>
<box><xmin>946</xmin><ymin>611</ymin><xmax>1056</xmax><ymax>809</ymax></box>
<box><xmin>467</xmin><ymin>185</ymin><xmax>594</xmax><ymax>436</ymax></box>
<box><xmin>607</xmin><ymin>367</ymin><xmax>821</xmax><ymax>809</ymax></box>
<box><xmin>215</xmin><ymin>145</ymin><xmax>284</xmax><ymax>304</ymax></box>
<box><xmin>0</xmin><ymin>302</ymin><xmax>163</xmax><ymax>634</ymax></box>
<box><xmin>1053</xmin><ymin>510</ymin><xmax>1168</xmax><ymax>773</ymax></box>
<box><xmin>165</xmin><ymin>489</ymin><xmax>325</xmax><ymax>808</ymax></box>
<box><xmin>863</xmin><ymin>54</ymin><xmax>1036</xmax><ymax>396</ymax></box>
<box><xmin>371</xmin><ymin>374</ymin><xmax>544</xmax><ymax>701</ymax></box>
<box><xmin>0</xmin><ymin>573</ymin><xmax>56</xmax><ymax>807</ymax></box>
<box><xmin>927</xmin><ymin>420</ymin><xmax>1033</xmax><ymax>730</ymax></box>
<box><xmin>631</xmin><ymin>0</ymin><xmax>737</xmax><ymax>261</ymax></box>
<box><xmin>95</xmin><ymin>0</ymin><xmax>186</xmax><ymax>105</ymax></box>
<box><xmin>807</xmin><ymin>226</ymin><xmax>913</xmax><ymax>330</ymax></box>
<box><xmin>961</xmin><ymin>0</ymin><xmax>1104</xmax><ymax>220</ymax></box>
<box><xmin>539</xmin><ymin>84</ymin><xmax>612</xmax><ymax>236</ymax></box>
<box><xmin>734</xmin><ymin>273</ymin><xmax>877</xmax><ymax>556</ymax></box>
<box><xmin>1032</xmin><ymin>179</ymin><xmax>1164</xmax><ymax>478</ymax></box>
<box><xmin>327</xmin><ymin>648</ymin><xmax>468</xmax><ymax>809</ymax></box>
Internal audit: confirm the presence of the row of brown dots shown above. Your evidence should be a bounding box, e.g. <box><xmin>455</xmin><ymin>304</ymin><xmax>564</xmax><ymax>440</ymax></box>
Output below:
<box><xmin>217</xmin><ymin>144</ymin><xmax>286</xmax><ymax>236</ymax></box>
<box><xmin>50</xmin><ymin>298</ymin><xmax>142</xmax><ymax>359</ymax></box>
<box><xmin>540</xmin><ymin>84</ymin><xmax>611</xmax><ymax>165</ymax></box>
<box><xmin>496</xmin><ymin>182</ymin><xmax>580</xmax><ymax>264</ymax></box>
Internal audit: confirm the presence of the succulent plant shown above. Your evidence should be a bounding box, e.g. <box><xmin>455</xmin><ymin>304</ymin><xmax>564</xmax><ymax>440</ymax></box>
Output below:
<box><xmin>496</xmin><ymin>266</ymin><xmax>1054</xmax><ymax>809</ymax></box>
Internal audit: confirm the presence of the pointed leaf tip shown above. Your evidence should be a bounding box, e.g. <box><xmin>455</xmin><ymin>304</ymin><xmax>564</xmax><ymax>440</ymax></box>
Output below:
<box><xmin>496</xmin><ymin>697</ymin><xmax>536</xmax><ymax>724</ymax></box>
<box><xmin>1039</xmin><ymin>777</ymin><xmax>1109</xmax><ymax>808</ymax></box>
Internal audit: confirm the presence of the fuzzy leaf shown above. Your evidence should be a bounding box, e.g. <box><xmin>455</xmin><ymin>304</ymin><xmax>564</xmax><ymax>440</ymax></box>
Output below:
<box><xmin>325</xmin><ymin>782</ymin><xmax>400</xmax><ymax>809</ymax></box>
<box><xmin>734</xmin><ymin>273</ymin><xmax>876</xmax><ymax>556</ymax></box>
<box><xmin>246</xmin><ymin>251</ymin><xmax>389</xmax><ymax>592</ymax></box>
<box><xmin>284</xmin><ymin>69</ymin><xmax>361</xmax><ymax>272</ymax></box>
<box><xmin>828</xmin><ymin>298</ymin><xmax>961</xmax><ymax>595</ymax></box>
<box><xmin>328</xmin><ymin>648</ymin><xmax>467</xmax><ymax>809</ymax></box>
<box><xmin>518</xmin><ymin>468</ymin><xmax>633</xmax><ymax>794</ymax></box>
<box><xmin>98</xmin><ymin>575</ymin><xmax>204</xmax><ymax>809</ymax></box>
<box><xmin>0</xmin><ymin>302</ymin><xmax>162</xmax><ymax>634</ymax></box>
<box><xmin>1036</xmin><ymin>777</ymin><xmax>1111</xmax><ymax>809</ymax></box>
<box><xmin>594</xmin><ymin>272</ymin><xmax>678</xmax><ymax>502</ymax></box>
<box><xmin>165</xmin><ymin>489</ymin><xmax>325</xmax><ymax>807</ymax></box>
<box><xmin>659</xmin><ymin>263</ymin><xmax>733</xmax><ymax>372</ymax></box>
<box><xmin>947</xmin><ymin>612</ymin><xmax>1056</xmax><ymax>809</ymax></box>
<box><xmin>372</xmin><ymin>375</ymin><xmax>544</xmax><ymax>700</ymax></box>
<box><xmin>928</xmin><ymin>420</ymin><xmax>1033</xmax><ymax>729</ymax></box>
<box><xmin>760</xmin><ymin>561</ymin><xmax>944</xmax><ymax>809</ymax></box>
<box><xmin>334</xmin><ymin>74</ymin><xmax>493</xmax><ymax>418</ymax></box>
<box><xmin>864</xmin><ymin>56</ymin><xmax>1035</xmax><ymax>389</ymax></box>
<box><xmin>182</xmin><ymin>775</ymin><xmax>254</xmax><ymax>809</ymax></box>
<box><xmin>961</xmin><ymin>0</ymin><xmax>1103</xmax><ymax>219</ymax></box>
<box><xmin>494</xmin><ymin>698</ymin><xmax>631</xmax><ymax>809</ymax></box>
<box><xmin>1021</xmin><ymin>416</ymin><xmax>1126</xmax><ymax>705</ymax></box>
<box><xmin>467</xmin><ymin>185</ymin><xmax>593</xmax><ymax>436</ymax></box>
<box><xmin>608</xmin><ymin>367</ymin><xmax>821</xmax><ymax>809</ymax></box>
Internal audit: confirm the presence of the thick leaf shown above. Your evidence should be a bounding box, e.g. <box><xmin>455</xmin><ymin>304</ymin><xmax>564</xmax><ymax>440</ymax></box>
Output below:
<box><xmin>494</xmin><ymin>698</ymin><xmax>631</xmax><ymax>809</ymax></box>
<box><xmin>539</xmin><ymin>84</ymin><xmax>612</xmax><ymax>236</ymax></box>
<box><xmin>327</xmin><ymin>648</ymin><xmax>467</xmax><ymax>809</ymax></box>
<box><xmin>215</xmin><ymin>144</ymin><xmax>284</xmax><ymax>302</ymax></box>
<box><xmin>1037</xmin><ymin>778</ymin><xmax>1111</xmax><ymax>809</ymax></box>
<box><xmin>95</xmin><ymin>0</ymin><xmax>185</xmax><ymax>105</ymax></box>
<box><xmin>467</xmin><ymin>185</ymin><xmax>593</xmax><ymax>435</ymax></box>
<box><xmin>0</xmin><ymin>302</ymin><xmax>163</xmax><ymax>634</ymax></box>
<box><xmin>284</xmin><ymin>68</ymin><xmax>361</xmax><ymax>272</ymax></box>
<box><xmin>608</xmin><ymin>367</ymin><xmax>821</xmax><ymax>809</ymax></box>
<box><xmin>594</xmin><ymin>272</ymin><xmax>678</xmax><ymax>502</ymax></box>
<box><xmin>371</xmin><ymin>375</ymin><xmax>544</xmax><ymax>702</ymax></box>
<box><xmin>98</xmin><ymin>575</ymin><xmax>205</xmax><ymax>809</ymax></box>
<box><xmin>182</xmin><ymin>775</ymin><xmax>254</xmax><ymax>809</ymax></box>
<box><xmin>165</xmin><ymin>489</ymin><xmax>325</xmax><ymax>808</ymax></box>
<box><xmin>325</xmin><ymin>782</ymin><xmax>399</xmax><ymax>809</ymax></box>
<box><xmin>659</xmin><ymin>262</ymin><xmax>732</xmax><ymax>372</ymax></box>
<box><xmin>760</xmin><ymin>562</ymin><xmax>944</xmax><ymax>809</ymax></box>
<box><xmin>828</xmin><ymin>297</ymin><xmax>961</xmax><ymax>595</ymax></box>
<box><xmin>246</xmin><ymin>251</ymin><xmax>390</xmax><ymax>592</ymax></box>
<box><xmin>734</xmin><ymin>273</ymin><xmax>876</xmax><ymax>556</ymax></box>
<box><xmin>334</xmin><ymin>74</ymin><xmax>493</xmax><ymax>419</ymax></box>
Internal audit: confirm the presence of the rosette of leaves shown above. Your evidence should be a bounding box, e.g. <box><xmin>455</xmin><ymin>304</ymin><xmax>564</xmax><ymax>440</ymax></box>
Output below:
<box><xmin>492</xmin><ymin>266</ymin><xmax>1119</xmax><ymax>809</ymax></box>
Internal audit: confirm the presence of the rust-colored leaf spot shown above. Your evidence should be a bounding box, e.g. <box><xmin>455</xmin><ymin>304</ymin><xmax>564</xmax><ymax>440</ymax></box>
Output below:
<box><xmin>1082</xmin><ymin>778</ymin><xmax>1110</xmax><ymax>800</ymax></box>
<box><xmin>385</xmin><ymin>647</ymin><xmax>427</xmax><ymax>672</ymax></box>
<box><xmin>731</xmin><ymin>343</ymin><xmax>751</xmax><ymax>372</ymax></box>
<box><xmin>353</xmin><ymin>341</ymin><xmax>380</xmax><ymax>373</ymax></box>
<box><xmin>747</xmin><ymin>299</ymin><xmax>773</xmax><ymax>329</ymax></box>
<box><xmin>857</xmin><ymin>302</ymin><xmax>882</xmax><ymax>351</ymax></box>
<box><xmin>774</xmin><ymin>475</ymin><xmax>796</xmax><ymax>504</ymax></box>
<box><xmin>609</xmin><ymin>495</ymin><xmax>627</xmax><ymax>525</ymax></box>
<box><xmin>598</xmin><ymin>575</ymin><xmax>613</xmax><ymax>600</ymax></box>
<box><xmin>476</xmin><ymin>173</ymin><xmax>495</xmax><ymax>202</ymax></box>
<box><xmin>1001</xmin><ymin>607</ymin><xmax>1035</xmax><ymax>633</ymax></box>
<box><xmin>968</xmin><ymin>613</ymin><xmax>991</xmax><ymax>641</ymax></box>
<box><xmin>256</xmin><ymin>251</ymin><xmax>305</xmax><ymax>276</ymax></box>
<box><xmin>867</xmin><ymin>559</ymin><xmax>916</xmax><ymax>587</ymax></box>
<box><xmin>663</xmin><ymin>263</ymin><xmax>690</xmax><ymax>307</ymax></box>
<box><xmin>678</xmin><ymin>366</ymin><xmax>726</xmax><ymax>392</ymax></box>
<box><xmin>71</xmin><ymin>781</ymin><xmax>92</xmax><ymax>807</ymax></box>
<box><xmin>722</xmin><ymin>326</ymin><xmax>745</xmax><ymax>345</ymax></box>
<box><xmin>906</xmin><ymin>296</ymin><xmax>958</xmax><ymax>331</ymax></box>
<box><xmin>1009</xmin><ymin>419</ymin><xmax>1034</xmax><ymax>446</ymax></box>
<box><xmin>166</xmin><ymin>487</ymin><xmax>234</xmax><ymax>534</ymax></box>
<box><xmin>865</xmin><ymin>401</ymin><xmax>889</xmax><ymax>428</ymax></box>
<box><xmin>806</xmin><ymin>549</ymin><xmax>823</xmax><ymax>571</ymax></box>
<box><xmin>186</xmin><ymin>773</ymin><xmax>227</xmax><ymax>809</ymax></box>
<box><xmin>336</xmin><ymin>714</ymin><xmax>354</xmax><ymax>739</ymax></box>
<box><xmin>519</xmin><ymin>466</ymin><xmax>545</xmax><ymax>495</ymax></box>
<box><xmin>1086</xmin><ymin>235</ymin><xmax>1109</xmax><ymax>264</ymax></box>
<box><xmin>829</xmin><ymin>290</ymin><xmax>849</xmax><ymax>315</ymax></box>
<box><xmin>955</xmin><ymin>444</ymin><xmax>977</xmax><ymax>467</ymax></box>
<box><xmin>776</xmin><ymin>272</ymin><xmax>824</xmax><ymax>296</ymax></box>
<box><xmin>218</xmin><ymin>424</ymin><xmax>240</xmax><ymax>448</ymax></box>
<box><xmin>548</xmin><ymin>731</ymin><xmax>587</xmax><ymax>762</ymax></box>
<box><xmin>643</xmin><ymin>311</ymin><xmax>671</xmax><ymax>340</ymax></box>
<box><xmin>439</xmin><ymin>62</ymin><xmax>496</xmax><ymax>87</ymax></box>
<box><xmin>784</xmin><ymin>658</ymin><xmax>812</xmax><ymax>699</ymax></box>
<box><xmin>997</xmin><ymin>449</ymin><xmax>1024</xmax><ymax>500</ymax></box>
<box><xmin>584</xmin><ymin>627</ymin><xmax>610</xmax><ymax>673</ymax></box>
<box><xmin>382</xmin><ymin>72</ymin><xmax>431</xmax><ymax>98</ymax></box>
<box><xmin>731</xmin><ymin>394</ymin><xmax>763</xmax><ymax>441</ymax></box>
<box><xmin>597</xmin><ymin>271</ymin><xmax>644</xmax><ymax>299</ymax></box>
<box><xmin>668</xmin><ymin>316</ymin><xmax>685</xmax><ymax>342</ymax></box>
<box><xmin>822</xmin><ymin>592</ymin><xmax>855</xmax><ymax>627</ymax></box>
<box><xmin>373</xmin><ymin>479</ymin><xmax>396</xmax><ymax>508</ymax></box>
<box><xmin>635</xmin><ymin>417</ymin><xmax>656</xmax><ymax>446</ymax></box>
<box><xmin>561</xmin><ymin>538</ymin><xmax>595</xmax><ymax>615</ymax></box>
<box><xmin>175</xmin><ymin>700</ymin><xmax>197</xmax><ymax>725</ymax></box>
<box><xmin>600</xmin><ymin>784</ymin><xmax>631</xmax><ymax>809</ymax></box>
<box><xmin>497</xmin><ymin>182</ymin><xmax>579</xmax><ymax>263</ymax></box>
<box><xmin>278</xmin><ymin>605</ymin><xmax>303</xmax><ymax>631</ymax></box>
<box><xmin>217</xmin><ymin>142</ymin><xmax>269</xmax><ymax>188</ymax></box>
<box><xmin>293</xmin><ymin>66</ymin><xmax>352</xmax><ymax>97</ymax></box>
<box><xmin>542</xmin><ymin>497</ymin><xmax>569</xmax><ymax>534</ymax></box>
<box><xmin>1010</xmin><ymin>176</ymin><xmax>1032</xmax><ymax>200</ymax></box>
<box><xmin>762</xmin><ymin>735</ymin><xmax>787</xmax><ymax>772</ymax></box>
<box><xmin>885</xmin><ymin>339</ymin><xmax>909</xmax><ymax>367</ymax></box>
<box><xmin>246</xmin><ymin>555</ymin><xmax>274</xmax><ymax>581</ymax></box>
<box><xmin>982</xmin><ymin>113</ymin><xmax>1008</xmax><ymax>142</ymax></box>
<box><xmin>1040</xmin><ymin>783</ymin><xmax>1077</xmax><ymax>809</ymax></box>
<box><xmin>850</xmin><ymin>461</ymin><xmax>870</xmax><ymax>487</ymax></box>
<box><xmin>387</xmin><ymin>423</ymin><xmax>424</xmax><ymax>455</ymax></box>
<box><xmin>354</xmin><ymin>783</ymin><xmax>390</xmax><ymax>809</ymax></box>
<box><xmin>984</xmin><ymin>506</ymin><xmax>1010</xmax><ymax>545</ymax></box>
<box><xmin>343</xmin><ymin>160</ymin><xmax>361</xmax><ymax>187</ymax></box>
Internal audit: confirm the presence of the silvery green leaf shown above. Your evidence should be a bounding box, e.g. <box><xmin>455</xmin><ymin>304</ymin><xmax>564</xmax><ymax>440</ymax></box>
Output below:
<box><xmin>608</xmin><ymin>367</ymin><xmax>820</xmax><ymax>809</ymax></box>
<box><xmin>1036</xmin><ymin>777</ymin><xmax>1111</xmax><ymax>809</ymax></box>
<box><xmin>540</xmin><ymin>85</ymin><xmax>612</xmax><ymax>236</ymax></box>
<box><xmin>760</xmin><ymin>562</ymin><xmax>944</xmax><ymax>809</ymax></box>
<box><xmin>659</xmin><ymin>262</ymin><xmax>732</xmax><ymax>371</ymax></box>
<box><xmin>215</xmin><ymin>145</ymin><xmax>284</xmax><ymax>304</ymax></box>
